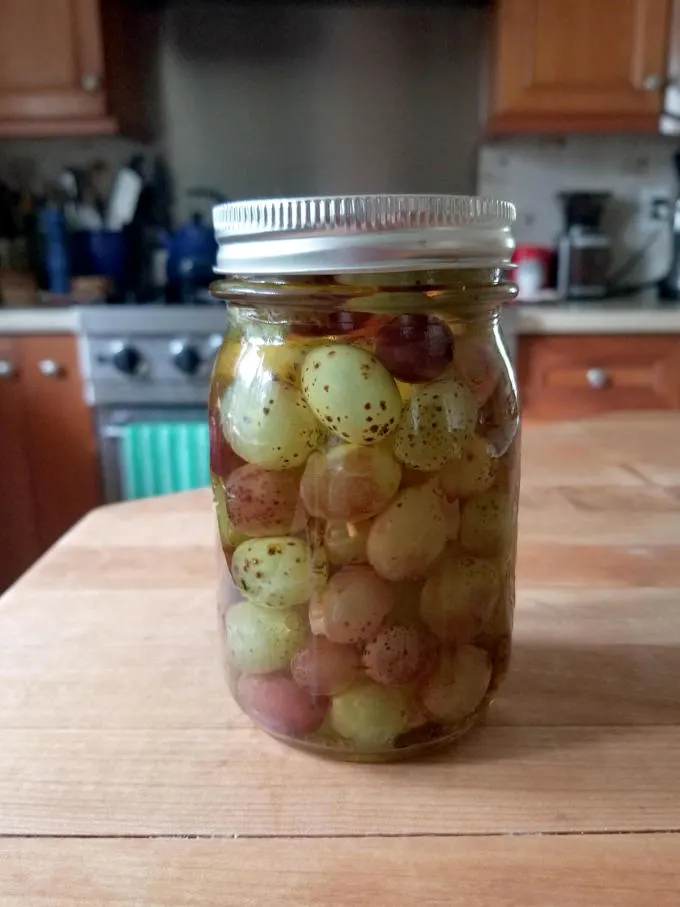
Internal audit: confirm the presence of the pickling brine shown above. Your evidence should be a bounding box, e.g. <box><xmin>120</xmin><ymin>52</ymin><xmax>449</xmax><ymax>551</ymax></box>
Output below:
<box><xmin>210</xmin><ymin>195</ymin><xmax>519</xmax><ymax>761</ymax></box>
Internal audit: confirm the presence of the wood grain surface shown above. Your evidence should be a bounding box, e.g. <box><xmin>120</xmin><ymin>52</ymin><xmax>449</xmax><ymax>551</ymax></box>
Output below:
<box><xmin>1</xmin><ymin>413</ymin><xmax>679</xmax><ymax>904</ymax></box>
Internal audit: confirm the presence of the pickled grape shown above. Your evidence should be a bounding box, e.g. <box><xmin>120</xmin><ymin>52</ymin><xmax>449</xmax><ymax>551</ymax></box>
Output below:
<box><xmin>375</xmin><ymin>315</ymin><xmax>453</xmax><ymax>383</ymax></box>
<box><xmin>438</xmin><ymin>435</ymin><xmax>498</xmax><ymax>498</ymax></box>
<box><xmin>309</xmin><ymin>566</ymin><xmax>393</xmax><ymax>644</ymax></box>
<box><xmin>439</xmin><ymin>495</ymin><xmax>461</xmax><ymax>541</ymax></box>
<box><xmin>237</xmin><ymin>674</ymin><xmax>327</xmax><ymax>736</ymax></box>
<box><xmin>420</xmin><ymin>646</ymin><xmax>492</xmax><ymax>723</ymax></box>
<box><xmin>300</xmin><ymin>445</ymin><xmax>401</xmax><ymax>522</ymax></box>
<box><xmin>209</xmin><ymin>404</ymin><xmax>245</xmax><ymax>481</ymax></box>
<box><xmin>291</xmin><ymin>636</ymin><xmax>362</xmax><ymax>695</ymax></box>
<box><xmin>476</xmin><ymin>579</ymin><xmax>515</xmax><ymax>645</ymax></box>
<box><xmin>225</xmin><ymin>464</ymin><xmax>306</xmax><ymax>537</ymax></box>
<box><xmin>225</xmin><ymin>601</ymin><xmax>307</xmax><ymax>674</ymax></box>
<box><xmin>400</xmin><ymin>466</ymin><xmax>430</xmax><ymax>488</ymax></box>
<box><xmin>460</xmin><ymin>489</ymin><xmax>513</xmax><ymax>557</ymax></box>
<box><xmin>420</xmin><ymin>556</ymin><xmax>500</xmax><ymax>644</ymax></box>
<box><xmin>362</xmin><ymin>624</ymin><xmax>434</xmax><ymax>686</ymax></box>
<box><xmin>290</xmin><ymin>311</ymin><xmax>373</xmax><ymax>337</ymax></box>
<box><xmin>231</xmin><ymin>537</ymin><xmax>326</xmax><ymax>609</ymax></box>
<box><xmin>393</xmin><ymin>378</ymin><xmax>478</xmax><ymax>471</ymax></box>
<box><xmin>323</xmin><ymin>519</ymin><xmax>371</xmax><ymax>566</ymax></box>
<box><xmin>260</xmin><ymin>343</ymin><xmax>310</xmax><ymax>388</ymax></box>
<box><xmin>367</xmin><ymin>484</ymin><xmax>447</xmax><ymax>581</ymax></box>
<box><xmin>223</xmin><ymin>374</ymin><xmax>320</xmax><ymax>470</ymax></box>
<box><xmin>330</xmin><ymin>681</ymin><xmax>414</xmax><ymax>748</ymax></box>
<box><xmin>477</xmin><ymin>378</ymin><xmax>520</xmax><ymax>457</ymax></box>
<box><xmin>301</xmin><ymin>345</ymin><xmax>401</xmax><ymax>446</ymax></box>
<box><xmin>454</xmin><ymin>333</ymin><xmax>501</xmax><ymax>404</ymax></box>
<box><xmin>212</xmin><ymin>340</ymin><xmax>240</xmax><ymax>386</ymax></box>
<box><xmin>217</xmin><ymin>505</ymin><xmax>248</xmax><ymax>558</ymax></box>
<box><xmin>388</xmin><ymin>581</ymin><xmax>424</xmax><ymax>626</ymax></box>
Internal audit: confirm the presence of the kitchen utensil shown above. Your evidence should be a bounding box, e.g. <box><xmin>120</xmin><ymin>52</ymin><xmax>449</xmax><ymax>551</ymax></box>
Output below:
<box><xmin>39</xmin><ymin>207</ymin><xmax>71</xmax><ymax>295</ymax></box>
<box><xmin>71</xmin><ymin>230</ymin><xmax>129</xmax><ymax>296</ymax></box>
<box><xmin>556</xmin><ymin>191</ymin><xmax>611</xmax><ymax>300</ymax></box>
<box><xmin>107</xmin><ymin>157</ymin><xmax>144</xmax><ymax>231</ymax></box>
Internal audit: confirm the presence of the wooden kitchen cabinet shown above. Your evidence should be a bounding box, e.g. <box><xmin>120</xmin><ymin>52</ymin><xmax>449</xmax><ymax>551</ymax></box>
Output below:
<box><xmin>489</xmin><ymin>0</ymin><xmax>674</xmax><ymax>133</ymax></box>
<box><xmin>0</xmin><ymin>0</ymin><xmax>158</xmax><ymax>138</ymax></box>
<box><xmin>0</xmin><ymin>334</ymin><xmax>101</xmax><ymax>591</ymax></box>
<box><xmin>518</xmin><ymin>334</ymin><xmax>680</xmax><ymax>420</ymax></box>
<box><xmin>0</xmin><ymin>337</ymin><xmax>40</xmax><ymax>591</ymax></box>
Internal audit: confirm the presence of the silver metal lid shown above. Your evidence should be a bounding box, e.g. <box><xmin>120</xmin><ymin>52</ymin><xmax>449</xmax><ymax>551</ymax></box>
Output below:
<box><xmin>213</xmin><ymin>194</ymin><xmax>516</xmax><ymax>275</ymax></box>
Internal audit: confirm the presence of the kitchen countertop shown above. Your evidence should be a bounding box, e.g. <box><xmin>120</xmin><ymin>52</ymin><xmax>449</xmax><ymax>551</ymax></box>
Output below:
<box><xmin>3</xmin><ymin>301</ymin><xmax>680</xmax><ymax>337</ymax></box>
<box><xmin>1</xmin><ymin>412</ymin><xmax>679</xmax><ymax>905</ymax></box>
<box><xmin>0</xmin><ymin>306</ymin><xmax>79</xmax><ymax>334</ymax></box>
<box><xmin>515</xmin><ymin>303</ymin><xmax>680</xmax><ymax>334</ymax></box>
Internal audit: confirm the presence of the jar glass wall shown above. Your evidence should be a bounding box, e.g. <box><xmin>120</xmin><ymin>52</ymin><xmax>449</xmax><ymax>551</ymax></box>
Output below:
<box><xmin>210</xmin><ymin>258</ymin><xmax>520</xmax><ymax>762</ymax></box>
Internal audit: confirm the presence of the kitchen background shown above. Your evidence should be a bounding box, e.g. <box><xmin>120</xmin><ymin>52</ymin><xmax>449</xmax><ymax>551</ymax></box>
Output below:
<box><xmin>3</xmin><ymin>0</ymin><xmax>680</xmax><ymax>592</ymax></box>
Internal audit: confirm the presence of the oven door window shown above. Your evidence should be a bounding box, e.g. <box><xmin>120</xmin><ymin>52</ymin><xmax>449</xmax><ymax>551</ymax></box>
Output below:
<box><xmin>97</xmin><ymin>408</ymin><xmax>209</xmax><ymax>502</ymax></box>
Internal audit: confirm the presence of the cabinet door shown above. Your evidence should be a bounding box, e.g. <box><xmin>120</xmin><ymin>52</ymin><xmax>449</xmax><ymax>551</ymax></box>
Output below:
<box><xmin>518</xmin><ymin>335</ymin><xmax>680</xmax><ymax>420</ymax></box>
<box><xmin>18</xmin><ymin>335</ymin><xmax>101</xmax><ymax>553</ymax></box>
<box><xmin>490</xmin><ymin>0</ymin><xmax>672</xmax><ymax>132</ymax></box>
<box><xmin>0</xmin><ymin>0</ymin><xmax>108</xmax><ymax>130</ymax></box>
<box><xmin>0</xmin><ymin>338</ymin><xmax>39</xmax><ymax>591</ymax></box>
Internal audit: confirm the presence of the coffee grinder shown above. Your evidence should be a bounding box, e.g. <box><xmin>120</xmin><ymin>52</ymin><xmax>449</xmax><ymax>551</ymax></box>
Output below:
<box><xmin>556</xmin><ymin>191</ymin><xmax>611</xmax><ymax>299</ymax></box>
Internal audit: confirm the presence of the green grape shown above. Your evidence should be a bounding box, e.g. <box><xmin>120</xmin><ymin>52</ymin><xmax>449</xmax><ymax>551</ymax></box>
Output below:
<box><xmin>367</xmin><ymin>484</ymin><xmax>446</xmax><ymax>581</ymax></box>
<box><xmin>393</xmin><ymin>378</ymin><xmax>478</xmax><ymax>471</ymax></box>
<box><xmin>420</xmin><ymin>556</ymin><xmax>500</xmax><ymax>645</ymax></box>
<box><xmin>301</xmin><ymin>345</ymin><xmax>401</xmax><ymax>446</ymax></box>
<box><xmin>330</xmin><ymin>681</ymin><xmax>414</xmax><ymax>748</ymax></box>
<box><xmin>223</xmin><ymin>373</ymin><xmax>320</xmax><ymax>470</ymax></box>
<box><xmin>420</xmin><ymin>647</ymin><xmax>492</xmax><ymax>723</ymax></box>
<box><xmin>231</xmin><ymin>537</ymin><xmax>327</xmax><ymax>609</ymax></box>
<box><xmin>225</xmin><ymin>601</ymin><xmax>307</xmax><ymax>674</ymax></box>
<box><xmin>438</xmin><ymin>435</ymin><xmax>498</xmax><ymax>498</ymax></box>
<box><xmin>459</xmin><ymin>489</ymin><xmax>513</xmax><ymax>557</ymax></box>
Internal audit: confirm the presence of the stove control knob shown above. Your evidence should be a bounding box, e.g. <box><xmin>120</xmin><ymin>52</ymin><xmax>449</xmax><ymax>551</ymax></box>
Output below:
<box><xmin>111</xmin><ymin>343</ymin><xmax>144</xmax><ymax>376</ymax></box>
<box><xmin>171</xmin><ymin>341</ymin><xmax>202</xmax><ymax>375</ymax></box>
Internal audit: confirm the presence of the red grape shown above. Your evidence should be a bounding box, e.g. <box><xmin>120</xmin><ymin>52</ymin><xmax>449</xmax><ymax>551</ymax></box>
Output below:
<box><xmin>225</xmin><ymin>463</ymin><xmax>306</xmax><ymax>537</ymax></box>
<box><xmin>362</xmin><ymin>623</ymin><xmax>434</xmax><ymax>686</ymax></box>
<box><xmin>290</xmin><ymin>311</ymin><xmax>373</xmax><ymax>338</ymax></box>
<box><xmin>309</xmin><ymin>566</ymin><xmax>394</xmax><ymax>644</ymax></box>
<box><xmin>237</xmin><ymin>674</ymin><xmax>328</xmax><ymax>736</ymax></box>
<box><xmin>291</xmin><ymin>636</ymin><xmax>362</xmax><ymax>695</ymax></box>
<box><xmin>375</xmin><ymin>315</ymin><xmax>453</xmax><ymax>383</ymax></box>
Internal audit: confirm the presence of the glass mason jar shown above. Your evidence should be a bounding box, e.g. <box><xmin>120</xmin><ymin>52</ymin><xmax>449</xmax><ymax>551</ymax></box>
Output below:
<box><xmin>210</xmin><ymin>195</ymin><xmax>519</xmax><ymax>762</ymax></box>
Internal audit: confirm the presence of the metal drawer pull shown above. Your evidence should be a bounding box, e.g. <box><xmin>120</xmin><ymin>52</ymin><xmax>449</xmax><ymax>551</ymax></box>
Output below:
<box><xmin>38</xmin><ymin>359</ymin><xmax>63</xmax><ymax>378</ymax></box>
<box><xmin>0</xmin><ymin>359</ymin><xmax>15</xmax><ymax>378</ymax></box>
<box><xmin>81</xmin><ymin>73</ymin><xmax>101</xmax><ymax>93</ymax></box>
<box><xmin>587</xmin><ymin>367</ymin><xmax>609</xmax><ymax>389</ymax></box>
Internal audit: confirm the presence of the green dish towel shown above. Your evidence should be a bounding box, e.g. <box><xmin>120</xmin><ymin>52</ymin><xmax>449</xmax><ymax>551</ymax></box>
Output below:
<box><xmin>119</xmin><ymin>422</ymin><xmax>210</xmax><ymax>500</ymax></box>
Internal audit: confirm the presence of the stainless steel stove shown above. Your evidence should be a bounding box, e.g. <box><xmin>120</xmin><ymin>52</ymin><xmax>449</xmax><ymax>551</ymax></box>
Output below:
<box><xmin>76</xmin><ymin>305</ymin><xmax>228</xmax><ymax>502</ymax></box>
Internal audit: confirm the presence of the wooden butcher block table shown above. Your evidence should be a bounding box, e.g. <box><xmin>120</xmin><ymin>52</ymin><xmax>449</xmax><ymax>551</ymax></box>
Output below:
<box><xmin>1</xmin><ymin>413</ymin><xmax>679</xmax><ymax>905</ymax></box>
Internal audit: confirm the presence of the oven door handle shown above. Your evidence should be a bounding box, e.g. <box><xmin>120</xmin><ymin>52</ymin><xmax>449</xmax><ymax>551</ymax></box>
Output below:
<box><xmin>102</xmin><ymin>426</ymin><xmax>127</xmax><ymax>440</ymax></box>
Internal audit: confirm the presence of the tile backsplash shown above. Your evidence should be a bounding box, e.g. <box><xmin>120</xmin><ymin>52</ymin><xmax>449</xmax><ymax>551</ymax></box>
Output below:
<box><xmin>478</xmin><ymin>135</ymin><xmax>680</xmax><ymax>287</ymax></box>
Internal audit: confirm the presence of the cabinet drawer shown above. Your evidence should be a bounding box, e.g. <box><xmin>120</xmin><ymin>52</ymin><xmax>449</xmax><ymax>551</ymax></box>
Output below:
<box><xmin>518</xmin><ymin>335</ymin><xmax>680</xmax><ymax>420</ymax></box>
